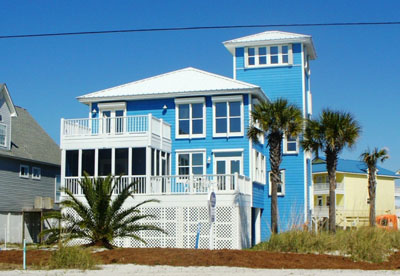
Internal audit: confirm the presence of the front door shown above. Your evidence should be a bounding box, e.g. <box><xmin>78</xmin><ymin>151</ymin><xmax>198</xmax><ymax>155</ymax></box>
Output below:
<box><xmin>214</xmin><ymin>153</ymin><xmax>242</xmax><ymax>190</ymax></box>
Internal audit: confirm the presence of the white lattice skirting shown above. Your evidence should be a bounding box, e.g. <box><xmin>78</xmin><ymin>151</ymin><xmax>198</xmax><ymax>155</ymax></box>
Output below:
<box><xmin>64</xmin><ymin>203</ymin><xmax>251</xmax><ymax>250</ymax></box>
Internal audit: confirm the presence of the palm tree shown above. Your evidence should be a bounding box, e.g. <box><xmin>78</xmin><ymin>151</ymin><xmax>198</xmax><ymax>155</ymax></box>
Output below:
<box><xmin>40</xmin><ymin>174</ymin><xmax>165</xmax><ymax>249</ymax></box>
<box><xmin>302</xmin><ymin>109</ymin><xmax>361</xmax><ymax>233</ymax></box>
<box><xmin>248</xmin><ymin>98</ymin><xmax>303</xmax><ymax>234</ymax></box>
<box><xmin>360</xmin><ymin>147</ymin><xmax>389</xmax><ymax>227</ymax></box>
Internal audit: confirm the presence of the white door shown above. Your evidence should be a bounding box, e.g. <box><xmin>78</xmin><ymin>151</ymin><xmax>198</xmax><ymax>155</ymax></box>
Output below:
<box><xmin>214</xmin><ymin>154</ymin><xmax>242</xmax><ymax>191</ymax></box>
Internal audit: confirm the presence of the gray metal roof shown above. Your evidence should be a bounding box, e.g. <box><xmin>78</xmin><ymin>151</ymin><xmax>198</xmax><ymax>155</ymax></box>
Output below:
<box><xmin>0</xmin><ymin>106</ymin><xmax>60</xmax><ymax>166</ymax></box>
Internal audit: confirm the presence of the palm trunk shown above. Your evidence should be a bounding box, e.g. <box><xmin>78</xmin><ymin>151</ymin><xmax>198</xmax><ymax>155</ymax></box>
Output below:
<box><xmin>368</xmin><ymin>167</ymin><xmax>376</xmax><ymax>227</ymax></box>
<box><xmin>269</xmin><ymin>133</ymin><xmax>282</xmax><ymax>234</ymax></box>
<box><xmin>326</xmin><ymin>151</ymin><xmax>337</xmax><ymax>233</ymax></box>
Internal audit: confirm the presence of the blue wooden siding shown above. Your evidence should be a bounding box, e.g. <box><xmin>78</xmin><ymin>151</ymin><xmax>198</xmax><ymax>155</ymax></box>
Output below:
<box><xmin>123</xmin><ymin>95</ymin><xmax>251</xmax><ymax>176</ymax></box>
<box><xmin>235</xmin><ymin>42</ymin><xmax>307</xmax><ymax>239</ymax></box>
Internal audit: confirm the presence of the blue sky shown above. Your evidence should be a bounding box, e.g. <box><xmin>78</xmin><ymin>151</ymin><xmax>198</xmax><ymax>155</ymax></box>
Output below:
<box><xmin>0</xmin><ymin>1</ymin><xmax>399</xmax><ymax>172</ymax></box>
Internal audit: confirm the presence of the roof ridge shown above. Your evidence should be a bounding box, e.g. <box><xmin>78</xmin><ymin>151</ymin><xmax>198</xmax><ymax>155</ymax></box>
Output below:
<box><xmin>223</xmin><ymin>30</ymin><xmax>311</xmax><ymax>44</ymax></box>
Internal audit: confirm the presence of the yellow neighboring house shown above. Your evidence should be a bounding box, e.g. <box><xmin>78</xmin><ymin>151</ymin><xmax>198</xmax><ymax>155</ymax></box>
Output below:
<box><xmin>312</xmin><ymin>158</ymin><xmax>398</xmax><ymax>229</ymax></box>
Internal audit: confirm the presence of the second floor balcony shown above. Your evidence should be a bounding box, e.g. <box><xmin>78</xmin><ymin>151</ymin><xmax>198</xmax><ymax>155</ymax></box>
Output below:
<box><xmin>61</xmin><ymin>114</ymin><xmax>171</xmax><ymax>150</ymax></box>
<box><xmin>313</xmin><ymin>181</ymin><xmax>344</xmax><ymax>195</ymax></box>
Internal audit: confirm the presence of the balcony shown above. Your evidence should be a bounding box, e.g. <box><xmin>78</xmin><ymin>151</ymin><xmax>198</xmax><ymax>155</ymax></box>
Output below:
<box><xmin>60</xmin><ymin>114</ymin><xmax>171</xmax><ymax>150</ymax></box>
<box><xmin>313</xmin><ymin>182</ymin><xmax>344</xmax><ymax>195</ymax></box>
<box><xmin>63</xmin><ymin>173</ymin><xmax>252</xmax><ymax>196</ymax></box>
<box><xmin>313</xmin><ymin>206</ymin><xmax>344</xmax><ymax>218</ymax></box>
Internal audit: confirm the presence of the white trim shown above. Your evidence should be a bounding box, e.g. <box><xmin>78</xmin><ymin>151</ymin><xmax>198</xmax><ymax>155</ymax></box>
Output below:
<box><xmin>19</xmin><ymin>164</ymin><xmax>29</xmax><ymax>178</ymax></box>
<box><xmin>268</xmin><ymin>169</ymin><xmax>285</xmax><ymax>196</ymax></box>
<box><xmin>213</xmin><ymin>152</ymin><xmax>244</xmax><ymax>175</ymax></box>
<box><xmin>175</xmin><ymin>148</ymin><xmax>206</xmax><ymax>153</ymax></box>
<box><xmin>32</xmin><ymin>167</ymin><xmax>41</xmax><ymax>180</ymax></box>
<box><xmin>175</xmin><ymin>97</ymin><xmax>206</xmax><ymax>139</ymax></box>
<box><xmin>282</xmin><ymin>134</ymin><xmax>299</xmax><ymax>155</ymax></box>
<box><xmin>212</xmin><ymin>95</ymin><xmax>244</xmax><ymax>138</ymax></box>
<box><xmin>211</xmin><ymin>148</ymin><xmax>244</xmax><ymax>153</ymax></box>
<box><xmin>233</xmin><ymin>54</ymin><xmax>237</xmax><ymax>79</ymax></box>
<box><xmin>97</xmin><ymin>102</ymin><xmax>126</xmax><ymax>110</ymax></box>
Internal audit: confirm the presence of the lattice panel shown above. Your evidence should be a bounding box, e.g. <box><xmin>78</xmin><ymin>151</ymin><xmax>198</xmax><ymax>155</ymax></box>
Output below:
<box><xmin>63</xmin><ymin>203</ymin><xmax>249</xmax><ymax>250</ymax></box>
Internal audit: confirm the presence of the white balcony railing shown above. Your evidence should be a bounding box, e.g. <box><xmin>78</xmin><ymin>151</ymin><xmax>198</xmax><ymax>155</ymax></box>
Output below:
<box><xmin>61</xmin><ymin>114</ymin><xmax>171</xmax><ymax>140</ymax></box>
<box><xmin>314</xmin><ymin>182</ymin><xmax>344</xmax><ymax>192</ymax></box>
<box><xmin>63</xmin><ymin>173</ymin><xmax>252</xmax><ymax>196</ymax></box>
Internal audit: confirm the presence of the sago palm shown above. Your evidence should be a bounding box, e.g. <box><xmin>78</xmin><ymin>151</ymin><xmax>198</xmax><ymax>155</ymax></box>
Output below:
<box><xmin>360</xmin><ymin>147</ymin><xmax>389</xmax><ymax>227</ymax></box>
<box><xmin>40</xmin><ymin>174</ymin><xmax>165</xmax><ymax>248</ymax></box>
<box><xmin>302</xmin><ymin>109</ymin><xmax>361</xmax><ymax>233</ymax></box>
<box><xmin>248</xmin><ymin>98</ymin><xmax>303</xmax><ymax>234</ymax></box>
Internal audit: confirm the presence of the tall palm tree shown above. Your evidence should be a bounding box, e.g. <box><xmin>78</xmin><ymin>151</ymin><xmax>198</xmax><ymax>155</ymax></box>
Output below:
<box><xmin>248</xmin><ymin>98</ymin><xmax>303</xmax><ymax>234</ymax></box>
<box><xmin>40</xmin><ymin>174</ymin><xmax>165</xmax><ymax>248</ymax></box>
<box><xmin>302</xmin><ymin>109</ymin><xmax>361</xmax><ymax>233</ymax></box>
<box><xmin>360</xmin><ymin>147</ymin><xmax>389</xmax><ymax>227</ymax></box>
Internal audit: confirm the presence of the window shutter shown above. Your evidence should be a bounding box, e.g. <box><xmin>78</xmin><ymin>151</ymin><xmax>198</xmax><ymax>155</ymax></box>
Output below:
<box><xmin>289</xmin><ymin>45</ymin><xmax>293</xmax><ymax>65</ymax></box>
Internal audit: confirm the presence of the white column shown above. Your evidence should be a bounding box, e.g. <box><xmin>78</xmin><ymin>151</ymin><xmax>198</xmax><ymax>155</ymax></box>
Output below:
<box><xmin>147</xmin><ymin>113</ymin><xmax>152</xmax><ymax>146</ymax></box>
<box><xmin>128</xmin><ymin>147</ymin><xmax>132</xmax><ymax>182</ymax></box>
<box><xmin>146</xmin><ymin>147</ymin><xmax>152</xmax><ymax>193</ymax></box>
<box><xmin>78</xmin><ymin>149</ymin><xmax>82</xmax><ymax>178</ymax></box>
<box><xmin>61</xmin><ymin>149</ymin><xmax>66</xmax><ymax>189</ymax></box>
<box><xmin>111</xmin><ymin>148</ymin><xmax>115</xmax><ymax>176</ymax></box>
<box><xmin>94</xmin><ymin>149</ymin><xmax>99</xmax><ymax>178</ymax></box>
<box><xmin>160</xmin><ymin>118</ymin><xmax>163</xmax><ymax>150</ymax></box>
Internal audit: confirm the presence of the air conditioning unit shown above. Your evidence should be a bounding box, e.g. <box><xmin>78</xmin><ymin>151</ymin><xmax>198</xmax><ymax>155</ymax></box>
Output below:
<box><xmin>34</xmin><ymin>196</ymin><xmax>43</xmax><ymax>209</ymax></box>
<box><xmin>43</xmin><ymin>197</ymin><xmax>54</xmax><ymax>209</ymax></box>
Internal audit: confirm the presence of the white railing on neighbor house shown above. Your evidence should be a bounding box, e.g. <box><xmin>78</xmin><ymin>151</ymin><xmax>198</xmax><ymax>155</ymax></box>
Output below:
<box><xmin>313</xmin><ymin>206</ymin><xmax>344</xmax><ymax>217</ymax></box>
<box><xmin>395</xmin><ymin>187</ymin><xmax>400</xmax><ymax>197</ymax></box>
<box><xmin>314</xmin><ymin>182</ymin><xmax>344</xmax><ymax>192</ymax></box>
<box><xmin>61</xmin><ymin>114</ymin><xmax>171</xmax><ymax>140</ymax></box>
<box><xmin>63</xmin><ymin>173</ymin><xmax>252</xmax><ymax>196</ymax></box>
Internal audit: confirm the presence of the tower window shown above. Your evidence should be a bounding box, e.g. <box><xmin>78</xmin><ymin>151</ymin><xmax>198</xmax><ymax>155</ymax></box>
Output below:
<box><xmin>246</xmin><ymin>45</ymin><xmax>292</xmax><ymax>67</ymax></box>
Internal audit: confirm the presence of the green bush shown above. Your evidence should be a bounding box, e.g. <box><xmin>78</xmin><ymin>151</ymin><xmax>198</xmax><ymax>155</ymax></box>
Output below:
<box><xmin>47</xmin><ymin>246</ymin><xmax>99</xmax><ymax>270</ymax></box>
<box><xmin>252</xmin><ymin>227</ymin><xmax>398</xmax><ymax>263</ymax></box>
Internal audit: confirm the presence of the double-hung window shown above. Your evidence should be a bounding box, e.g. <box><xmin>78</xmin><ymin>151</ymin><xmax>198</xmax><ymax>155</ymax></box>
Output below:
<box><xmin>268</xmin><ymin>170</ymin><xmax>285</xmax><ymax>196</ymax></box>
<box><xmin>20</xmin><ymin>164</ymin><xmax>29</xmax><ymax>178</ymax></box>
<box><xmin>175</xmin><ymin>98</ymin><xmax>205</xmax><ymax>138</ymax></box>
<box><xmin>246</xmin><ymin>45</ymin><xmax>292</xmax><ymax>67</ymax></box>
<box><xmin>32</xmin><ymin>167</ymin><xmax>41</xmax><ymax>180</ymax></box>
<box><xmin>176</xmin><ymin>151</ymin><xmax>205</xmax><ymax>175</ymax></box>
<box><xmin>0</xmin><ymin>123</ymin><xmax>6</xmax><ymax>147</ymax></box>
<box><xmin>283</xmin><ymin>135</ymin><xmax>299</xmax><ymax>154</ymax></box>
<box><xmin>212</xmin><ymin>95</ymin><xmax>243</xmax><ymax>137</ymax></box>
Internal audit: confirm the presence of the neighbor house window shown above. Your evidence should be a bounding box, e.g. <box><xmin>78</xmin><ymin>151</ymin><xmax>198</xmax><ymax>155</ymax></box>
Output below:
<box><xmin>253</xmin><ymin>150</ymin><xmax>266</xmax><ymax>184</ymax></box>
<box><xmin>175</xmin><ymin>98</ymin><xmax>205</xmax><ymax>138</ymax></box>
<box><xmin>268</xmin><ymin>170</ymin><xmax>285</xmax><ymax>196</ymax></box>
<box><xmin>283</xmin><ymin>135</ymin><xmax>299</xmax><ymax>154</ymax></box>
<box><xmin>32</xmin><ymin>167</ymin><xmax>41</xmax><ymax>180</ymax></box>
<box><xmin>212</xmin><ymin>95</ymin><xmax>243</xmax><ymax>137</ymax></box>
<box><xmin>246</xmin><ymin>45</ymin><xmax>292</xmax><ymax>67</ymax></box>
<box><xmin>0</xmin><ymin>123</ymin><xmax>6</xmax><ymax>147</ymax></box>
<box><xmin>317</xmin><ymin>196</ymin><xmax>323</xmax><ymax>206</ymax></box>
<box><xmin>177</xmin><ymin>151</ymin><xmax>205</xmax><ymax>175</ymax></box>
<box><xmin>20</xmin><ymin>165</ymin><xmax>29</xmax><ymax>178</ymax></box>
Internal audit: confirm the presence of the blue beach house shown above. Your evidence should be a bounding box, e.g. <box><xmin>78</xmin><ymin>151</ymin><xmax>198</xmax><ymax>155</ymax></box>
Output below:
<box><xmin>60</xmin><ymin>30</ymin><xmax>316</xmax><ymax>249</ymax></box>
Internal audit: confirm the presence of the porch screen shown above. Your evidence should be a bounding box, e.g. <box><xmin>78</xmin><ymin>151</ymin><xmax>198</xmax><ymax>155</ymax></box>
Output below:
<box><xmin>98</xmin><ymin>149</ymin><xmax>111</xmax><ymax>176</ymax></box>
<box><xmin>132</xmin><ymin>148</ymin><xmax>146</xmax><ymax>175</ymax></box>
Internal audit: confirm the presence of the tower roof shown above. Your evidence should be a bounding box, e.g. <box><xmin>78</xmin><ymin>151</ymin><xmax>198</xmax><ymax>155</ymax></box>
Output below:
<box><xmin>223</xmin><ymin>30</ymin><xmax>316</xmax><ymax>59</ymax></box>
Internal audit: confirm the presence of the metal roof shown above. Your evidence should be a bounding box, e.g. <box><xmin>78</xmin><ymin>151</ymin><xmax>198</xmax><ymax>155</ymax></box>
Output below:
<box><xmin>312</xmin><ymin>159</ymin><xmax>398</xmax><ymax>178</ymax></box>
<box><xmin>0</xmin><ymin>106</ymin><xmax>60</xmax><ymax>166</ymax></box>
<box><xmin>223</xmin><ymin>30</ymin><xmax>317</xmax><ymax>60</ymax></box>
<box><xmin>77</xmin><ymin>67</ymin><xmax>266</xmax><ymax>104</ymax></box>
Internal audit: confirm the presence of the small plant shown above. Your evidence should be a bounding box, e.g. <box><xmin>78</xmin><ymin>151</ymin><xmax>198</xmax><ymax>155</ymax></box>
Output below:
<box><xmin>47</xmin><ymin>246</ymin><xmax>99</xmax><ymax>270</ymax></box>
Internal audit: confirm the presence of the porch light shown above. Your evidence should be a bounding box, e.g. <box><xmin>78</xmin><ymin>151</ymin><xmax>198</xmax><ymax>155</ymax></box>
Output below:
<box><xmin>92</xmin><ymin>109</ymin><xmax>97</xmax><ymax>113</ymax></box>
<box><xmin>207</xmin><ymin>156</ymin><xmax>211</xmax><ymax>164</ymax></box>
<box><xmin>163</xmin><ymin>105</ymin><xmax>168</xmax><ymax>110</ymax></box>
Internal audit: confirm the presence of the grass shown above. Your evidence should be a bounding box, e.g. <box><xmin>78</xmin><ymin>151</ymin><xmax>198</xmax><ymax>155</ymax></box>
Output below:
<box><xmin>46</xmin><ymin>246</ymin><xmax>100</xmax><ymax>270</ymax></box>
<box><xmin>252</xmin><ymin>227</ymin><xmax>400</xmax><ymax>263</ymax></box>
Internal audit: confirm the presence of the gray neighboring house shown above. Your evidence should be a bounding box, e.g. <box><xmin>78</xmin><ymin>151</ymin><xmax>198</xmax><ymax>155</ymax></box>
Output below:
<box><xmin>0</xmin><ymin>84</ymin><xmax>60</xmax><ymax>244</ymax></box>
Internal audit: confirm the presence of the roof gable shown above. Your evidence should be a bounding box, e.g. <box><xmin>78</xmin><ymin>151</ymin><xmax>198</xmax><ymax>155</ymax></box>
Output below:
<box><xmin>77</xmin><ymin>67</ymin><xmax>266</xmax><ymax>103</ymax></box>
<box><xmin>223</xmin><ymin>30</ymin><xmax>316</xmax><ymax>59</ymax></box>
<box><xmin>0</xmin><ymin>84</ymin><xmax>17</xmax><ymax>117</ymax></box>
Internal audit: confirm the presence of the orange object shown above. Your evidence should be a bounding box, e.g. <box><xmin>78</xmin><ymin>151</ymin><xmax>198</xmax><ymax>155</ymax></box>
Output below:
<box><xmin>376</xmin><ymin>214</ymin><xmax>398</xmax><ymax>230</ymax></box>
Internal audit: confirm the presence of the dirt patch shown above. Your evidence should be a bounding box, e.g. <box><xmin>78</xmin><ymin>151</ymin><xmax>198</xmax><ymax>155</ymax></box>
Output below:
<box><xmin>1</xmin><ymin>248</ymin><xmax>400</xmax><ymax>270</ymax></box>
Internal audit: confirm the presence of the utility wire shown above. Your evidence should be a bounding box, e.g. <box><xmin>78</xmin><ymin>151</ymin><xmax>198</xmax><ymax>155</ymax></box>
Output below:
<box><xmin>0</xmin><ymin>21</ymin><xmax>399</xmax><ymax>39</ymax></box>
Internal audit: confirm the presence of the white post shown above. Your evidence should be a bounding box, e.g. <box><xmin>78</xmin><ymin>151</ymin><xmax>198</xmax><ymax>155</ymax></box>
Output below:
<box><xmin>4</xmin><ymin>226</ymin><xmax>6</xmax><ymax>250</ymax></box>
<box><xmin>160</xmin><ymin>118</ymin><xmax>163</xmax><ymax>150</ymax></box>
<box><xmin>146</xmin><ymin>147</ymin><xmax>152</xmax><ymax>194</ymax></box>
<box><xmin>128</xmin><ymin>147</ymin><xmax>132</xmax><ymax>186</ymax></box>
<box><xmin>60</xmin><ymin>118</ymin><xmax>64</xmax><ymax>147</ymax></box>
<box><xmin>209</xmin><ymin>223</ymin><xmax>213</xmax><ymax>250</ymax></box>
<box><xmin>147</xmin><ymin>114</ymin><xmax>152</xmax><ymax>146</ymax></box>
<box><xmin>234</xmin><ymin>172</ymin><xmax>239</xmax><ymax>192</ymax></box>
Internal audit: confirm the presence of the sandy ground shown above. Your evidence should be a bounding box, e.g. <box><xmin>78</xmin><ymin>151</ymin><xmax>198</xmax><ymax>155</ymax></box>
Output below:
<box><xmin>0</xmin><ymin>265</ymin><xmax>400</xmax><ymax>276</ymax></box>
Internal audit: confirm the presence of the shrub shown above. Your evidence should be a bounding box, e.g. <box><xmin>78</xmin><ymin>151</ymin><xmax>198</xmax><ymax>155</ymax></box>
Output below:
<box><xmin>47</xmin><ymin>246</ymin><xmax>99</xmax><ymax>270</ymax></box>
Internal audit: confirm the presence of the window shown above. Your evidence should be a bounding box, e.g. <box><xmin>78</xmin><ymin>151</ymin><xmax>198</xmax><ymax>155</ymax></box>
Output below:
<box><xmin>246</xmin><ymin>45</ymin><xmax>292</xmax><ymax>67</ymax></box>
<box><xmin>177</xmin><ymin>151</ymin><xmax>205</xmax><ymax>175</ymax></box>
<box><xmin>212</xmin><ymin>96</ymin><xmax>243</xmax><ymax>137</ymax></box>
<box><xmin>32</xmin><ymin>167</ymin><xmax>41</xmax><ymax>180</ymax></box>
<box><xmin>20</xmin><ymin>165</ymin><xmax>29</xmax><ymax>178</ymax></box>
<box><xmin>283</xmin><ymin>135</ymin><xmax>299</xmax><ymax>154</ymax></box>
<box><xmin>0</xmin><ymin>123</ymin><xmax>6</xmax><ymax>147</ymax></box>
<box><xmin>317</xmin><ymin>196</ymin><xmax>323</xmax><ymax>207</ymax></box>
<box><xmin>175</xmin><ymin>98</ymin><xmax>205</xmax><ymax>138</ymax></box>
<box><xmin>253</xmin><ymin>150</ymin><xmax>266</xmax><ymax>184</ymax></box>
<box><xmin>268</xmin><ymin>170</ymin><xmax>285</xmax><ymax>196</ymax></box>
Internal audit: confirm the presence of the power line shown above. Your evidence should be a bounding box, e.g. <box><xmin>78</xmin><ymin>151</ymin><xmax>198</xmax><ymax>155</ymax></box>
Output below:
<box><xmin>0</xmin><ymin>21</ymin><xmax>399</xmax><ymax>39</ymax></box>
